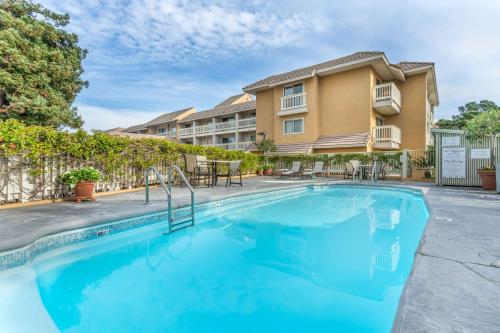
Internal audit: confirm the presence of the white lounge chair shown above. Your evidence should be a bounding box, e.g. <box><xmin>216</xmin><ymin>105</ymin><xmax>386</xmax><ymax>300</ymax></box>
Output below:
<box><xmin>303</xmin><ymin>161</ymin><xmax>326</xmax><ymax>179</ymax></box>
<box><xmin>281</xmin><ymin>161</ymin><xmax>302</xmax><ymax>178</ymax></box>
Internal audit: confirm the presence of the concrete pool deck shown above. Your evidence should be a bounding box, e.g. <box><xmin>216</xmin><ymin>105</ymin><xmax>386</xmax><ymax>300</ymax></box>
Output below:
<box><xmin>0</xmin><ymin>176</ymin><xmax>499</xmax><ymax>332</ymax></box>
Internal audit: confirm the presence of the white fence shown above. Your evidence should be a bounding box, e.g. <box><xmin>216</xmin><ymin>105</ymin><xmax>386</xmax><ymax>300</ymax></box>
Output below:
<box><xmin>0</xmin><ymin>155</ymin><xmax>169</xmax><ymax>204</ymax></box>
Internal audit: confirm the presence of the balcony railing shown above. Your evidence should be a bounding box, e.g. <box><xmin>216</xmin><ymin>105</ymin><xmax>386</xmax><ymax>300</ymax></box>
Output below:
<box><xmin>213</xmin><ymin>143</ymin><xmax>237</xmax><ymax>150</ymax></box>
<box><xmin>214</xmin><ymin>121</ymin><xmax>236</xmax><ymax>132</ymax></box>
<box><xmin>280</xmin><ymin>92</ymin><xmax>307</xmax><ymax>111</ymax></box>
<box><xmin>195</xmin><ymin>123</ymin><xmax>213</xmax><ymax>134</ymax></box>
<box><xmin>372</xmin><ymin>125</ymin><xmax>401</xmax><ymax>149</ymax></box>
<box><xmin>237</xmin><ymin>118</ymin><xmax>256</xmax><ymax>128</ymax></box>
<box><xmin>373</xmin><ymin>83</ymin><xmax>401</xmax><ymax>115</ymax></box>
<box><xmin>178</xmin><ymin>127</ymin><xmax>193</xmax><ymax>136</ymax></box>
<box><xmin>237</xmin><ymin>141</ymin><xmax>253</xmax><ymax>150</ymax></box>
<box><xmin>164</xmin><ymin>130</ymin><xmax>176</xmax><ymax>138</ymax></box>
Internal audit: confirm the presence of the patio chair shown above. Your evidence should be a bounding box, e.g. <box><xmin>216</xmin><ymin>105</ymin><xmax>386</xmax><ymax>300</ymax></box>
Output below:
<box><xmin>215</xmin><ymin>160</ymin><xmax>242</xmax><ymax>187</ymax></box>
<box><xmin>281</xmin><ymin>161</ymin><xmax>302</xmax><ymax>179</ymax></box>
<box><xmin>303</xmin><ymin>161</ymin><xmax>326</xmax><ymax>179</ymax></box>
<box><xmin>374</xmin><ymin>162</ymin><xmax>386</xmax><ymax>181</ymax></box>
<box><xmin>183</xmin><ymin>154</ymin><xmax>211</xmax><ymax>187</ymax></box>
<box><xmin>343</xmin><ymin>162</ymin><xmax>355</xmax><ymax>179</ymax></box>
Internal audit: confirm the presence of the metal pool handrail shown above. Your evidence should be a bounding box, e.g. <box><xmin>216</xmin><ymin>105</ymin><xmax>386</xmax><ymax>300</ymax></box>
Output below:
<box><xmin>145</xmin><ymin>165</ymin><xmax>195</xmax><ymax>233</ymax></box>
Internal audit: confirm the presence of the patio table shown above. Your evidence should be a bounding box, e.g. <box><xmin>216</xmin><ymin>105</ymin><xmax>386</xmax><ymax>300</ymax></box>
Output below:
<box><xmin>205</xmin><ymin>160</ymin><xmax>231</xmax><ymax>186</ymax></box>
<box><xmin>356</xmin><ymin>164</ymin><xmax>374</xmax><ymax>180</ymax></box>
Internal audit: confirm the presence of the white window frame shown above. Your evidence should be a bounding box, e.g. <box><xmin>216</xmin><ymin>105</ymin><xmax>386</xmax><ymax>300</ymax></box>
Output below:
<box><xmin>283</xmin><ymin>82</ymin><xmax>304</xmax><ymax>96</ymax></box>
<box><xmin>283</xmin><ymin>118</ymin><xmax>304</xmax><ymax>135</ymax></box>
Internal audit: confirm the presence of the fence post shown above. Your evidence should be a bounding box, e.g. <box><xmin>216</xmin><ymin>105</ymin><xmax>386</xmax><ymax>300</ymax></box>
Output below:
<box><xmin>401</xmin><ymin>150</ymin><xmax>409</xmax><ymax>179</ymax></box>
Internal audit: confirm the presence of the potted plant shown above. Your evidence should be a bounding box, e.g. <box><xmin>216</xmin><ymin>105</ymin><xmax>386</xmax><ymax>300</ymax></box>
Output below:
<box><xmin>477</xmin><ymin>166</ymin><xmax>496</xmax><ymax>190</ymax></box>
<box><xmin>262</xmin><ymin>163</ymin><xmax>274</xmax><ymax>176</ymax></box>
<box><xmin>61</xmin><ymin>167</ymin><xmax>102</xmax><ymax>202</ymax></box>
<box><xmin>256</xmin><ymin>166</ymin><xmax>264</xmax><ymax>176</ymax></box>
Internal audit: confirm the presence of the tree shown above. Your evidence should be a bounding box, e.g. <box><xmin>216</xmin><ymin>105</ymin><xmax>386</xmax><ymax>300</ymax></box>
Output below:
<box><xmin>0</xmin><ymin>0</ymin><xmax>88</xmax><ymax>128</ymax></box>
<box><xmin>464</xmin><ymin>108</ymin><xmax>500</xmax><ymax>141</ymax></box>
<box><xmin>256</xmin><ymin>138</ymin><xmax>276</xmax><ymax>164</ymax></box>
<box><xmin>436</xmin><ymin>100</ymin><xmax>499</xmax><ymax>130</ymax></box>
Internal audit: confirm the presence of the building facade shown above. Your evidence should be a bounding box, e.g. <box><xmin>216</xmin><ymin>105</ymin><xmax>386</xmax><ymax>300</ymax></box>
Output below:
<box><xmin>243</xmin><ymin>51</ymin><xmax>438</xmax><ymax>154</ymax></box>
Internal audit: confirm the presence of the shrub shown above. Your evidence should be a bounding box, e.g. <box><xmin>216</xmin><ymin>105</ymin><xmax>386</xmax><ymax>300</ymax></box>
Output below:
<box><xmin>61</xmin><ymin>167</ymin><xmax>102</xmax><ymax>187</ymax></box>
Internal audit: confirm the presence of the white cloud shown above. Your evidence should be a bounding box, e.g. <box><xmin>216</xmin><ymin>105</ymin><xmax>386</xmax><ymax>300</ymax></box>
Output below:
<box><xmin>77</xmin><ymin>104</ymin><xmax>162</xmax><ymax>131</ymax></box>
<box><xmin>40</xmin><ymin>0</ymin><xmax>326</xmax><ymax>63</ymax></box>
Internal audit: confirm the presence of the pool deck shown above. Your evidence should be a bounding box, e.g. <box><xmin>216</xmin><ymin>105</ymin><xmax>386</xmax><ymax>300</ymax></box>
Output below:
<box><xmin>0</xmin><ymin>176</ymin><xmax>499</xmax><ymax>332</ymax></box>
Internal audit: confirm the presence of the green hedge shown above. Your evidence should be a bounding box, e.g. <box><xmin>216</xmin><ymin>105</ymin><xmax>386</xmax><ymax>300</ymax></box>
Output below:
<box><xmin>0</xmin><ymin>119</ymin><xmax>259</xmax><ymax>178</ymax></box>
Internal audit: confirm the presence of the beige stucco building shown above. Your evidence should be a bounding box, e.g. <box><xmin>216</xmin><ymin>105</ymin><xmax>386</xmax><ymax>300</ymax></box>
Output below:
<box><xmin>243</xmin><ymin>51</ymin><xmax>438</xmax><ymax>154</ymax></box>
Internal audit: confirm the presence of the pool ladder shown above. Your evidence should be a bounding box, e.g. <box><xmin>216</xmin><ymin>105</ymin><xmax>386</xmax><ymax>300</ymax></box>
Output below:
<box><xmin>144</xmin><ymin>165</ymin><xmax>195</xmax><ymax>233</ymax></box>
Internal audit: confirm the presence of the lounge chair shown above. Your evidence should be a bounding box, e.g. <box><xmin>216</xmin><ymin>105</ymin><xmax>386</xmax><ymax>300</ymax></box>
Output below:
<box><xmin>216</xmin><ymin>160</ymin><xmax>242</xmax><ymax>187</ymax></box>
<box><xmin>343</xmin><ymin>162</ymin><xmax>355</xmax><ymax>179</ymax></box>
<box><xmin>281</xmin><ymin>161</ymin><xmax>302</xmax><ymax>179</ymax></box>
<box><xmin>303</xmin><ymin>161</ymin><xmax>326</xmax><ymax>179</ymax></box>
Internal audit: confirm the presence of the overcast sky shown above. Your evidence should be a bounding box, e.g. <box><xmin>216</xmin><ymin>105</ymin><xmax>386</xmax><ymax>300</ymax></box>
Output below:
<box><xmin>39</xmin><ymin>0</ymin><xmax>500</xmax><ymax>131</ymax></box>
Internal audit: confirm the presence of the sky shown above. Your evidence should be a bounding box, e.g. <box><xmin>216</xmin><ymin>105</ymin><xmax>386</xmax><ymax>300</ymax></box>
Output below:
<box><xmin>38</xmin><ymin>0</ymin><xmax>500</xmax><ymax>131</ymax></box>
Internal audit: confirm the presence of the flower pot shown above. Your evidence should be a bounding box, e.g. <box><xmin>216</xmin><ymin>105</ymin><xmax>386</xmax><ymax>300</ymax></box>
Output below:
<box><xmin>477</xmin><ymin>169</ymin><xmax>496</xmax><ymax>190</ymax></box>
<box><xmin>74</xmin><ymin>181</ymin><xmax>96</xmax><ymax>202</ymax></box>
<box><xmin>263</xmin><ymin>168</ymin><xmax>273</xmax><ymax>176</ymax></box>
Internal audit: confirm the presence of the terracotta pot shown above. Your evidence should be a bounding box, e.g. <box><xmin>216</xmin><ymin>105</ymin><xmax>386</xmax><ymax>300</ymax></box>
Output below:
<box><xmin>477</xmin><ymin>169</ymin><xmax>496</xmax><ymax>191</ymax></box>
<box><xmin>74</xmin><ymin>181</ymin><xmax>96</xmax><ymax>202</ymax></box>
<box><xmin>263</xmin><ymin>168</ymin><xmax>273</xmax><ymax>176</ymax></box>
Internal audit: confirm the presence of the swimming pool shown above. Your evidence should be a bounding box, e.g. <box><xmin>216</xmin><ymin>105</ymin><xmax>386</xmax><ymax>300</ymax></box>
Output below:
<box><xmin>0</xmin><ymin>185</ymin><xmax>429</xmax><ymax>333</ymax></box>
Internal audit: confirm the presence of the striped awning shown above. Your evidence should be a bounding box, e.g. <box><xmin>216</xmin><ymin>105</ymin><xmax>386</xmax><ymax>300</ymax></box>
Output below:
<box><xmin>246</xmin><ymin>142</ymin><xmax>313</xmax><ymax>155</ymax></box>
<box><xmin>313</xmin><ymin>133</ymin><xmax>370</xmax><ymax>149</ymax></box>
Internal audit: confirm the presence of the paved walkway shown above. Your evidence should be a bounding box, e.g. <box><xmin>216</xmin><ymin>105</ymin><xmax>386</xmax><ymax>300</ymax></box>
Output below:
<box><xmin>0</xmin><ymin>176</ymin><xmax>499</xmax><ymax>332</ymax></box>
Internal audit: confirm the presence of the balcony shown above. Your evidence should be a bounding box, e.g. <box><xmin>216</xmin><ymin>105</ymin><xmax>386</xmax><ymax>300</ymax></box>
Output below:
<box><xmin>214</xmin><ymin>121</ymin><xmax>236</xmax><ymax>132</ymax></box>
<box><xmin>279</xmin><ymin>92</ymin><xmax>307</xmax><ymax>116</ymax></box>
<box><xmin>195</xmin><ymin>123</ymin><xmax>213</xmax><ymax>135</ymax></box>
<box><xmin>373</xmin><ymin>82</ymin><xmax>401</xmax><ymax>115</ymax></box>
<box><xmin>178</xmin><ymin>127</ymin><xmax>193</xmax><ymax>137</ymax></box>
<box><xmin>372</xmin><ymin>125</ymin><xmax>401</xmax><ymax>150</ymax></box>
<box><xmin>163</xmin><ymin>130</ymin><xmax>177</xmax><ymax>138</ymax></box>
<box><xmin>237</xmin><ymin>117</ymin><xmax>256</xmax><ymax>129</ymax></box>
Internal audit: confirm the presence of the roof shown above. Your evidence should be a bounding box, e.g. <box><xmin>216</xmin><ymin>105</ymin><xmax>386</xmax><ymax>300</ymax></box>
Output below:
<box><xmin>243</xmin><ymin>51</ymin><xmax>384</xmax><ymax>91</ymax></box>
<box><xmin>145</xmin><ymin>107</ymin><xmax>194</xmax><ymax>126</ymax></box>
<box><xmin>123</xmin><ymin>124</ymin><xmax>147</xmax><ymax>133</ymax></box>
<box><xmin>103</xmin><ymin>127</ymin><xmax>125</xmax><ymax>133</ymax></box>
<box><xmin>214</xmin><ymin>93</ymin><xmax>253</xmax><ymax>108</ymax></box>
<box><xmin>106</xmin><ymin>131</ymin><xmax>169</xmax><ymax>140</ymax></box>
<box><xmin>313</xmin><ymin>133</ymin><xmax>370</xmax><ymax>149</ymax></box>
<box><xmin>179</xmin><ymin>100</ymin><xmax>256</xmax><ymax>123</ymax></box>
<box><xmin>393</xmin><ymin>61</ymin><xmax>434</xmax><ymax>72</ymax></box>
<box><xmin>246</xmin><ymin>142</ymin><xmax>313</xmax><ymax>155</ymax></box>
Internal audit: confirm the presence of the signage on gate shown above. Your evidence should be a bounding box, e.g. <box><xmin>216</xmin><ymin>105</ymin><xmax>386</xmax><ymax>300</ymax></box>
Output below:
<box><xmin>442</xmin><ymin>136</ymin><xmax>461</xmax><ymax>147</ymax></box>
<box><xmin>442</xmin><ymin>147</ymin><xmax>465</xmax><ymax>178</ymax></box>
<box><xmin>470</xmin><ymin>148</ymin><xmax>490</xmax><ymax>159</ymax></box>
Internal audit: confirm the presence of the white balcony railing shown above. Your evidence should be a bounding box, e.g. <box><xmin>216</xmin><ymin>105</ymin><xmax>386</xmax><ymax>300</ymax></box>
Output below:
<box><xmin>373</xmin><ymin>125</ymin><xmax>401</xmax><ymax>144</ymax></box>
<box><xmin>213</xmin><ymin>143</ymin><xmax>237</xmax><ymax>150</ymax></box>
<box><xmin>164</xmin><ymin>130</ymin><xmax>177</xmax><ymax>138</ymax></box>
<box><xmin>237</xmin><ymin>118</ymin><xmax>256</xmax><ymax>128</ymax></box>
<box><xmin>280</xmin><ymin>92</ymin><xmax>307</xmax><ymax>111</ymax></box>
<box><xmin>237</xmin><ymin>141</ymin><xmax>253</xmax><ymax>150</ymax></box>
<box><xmin>214</xmin><ymin>121</ymin><xmax>236</xmax><ymax>132</ymax></box>
<box><xmin>178</xmin><ymin>127</ymin><xmax>193</xmax><ymax>136</ymax></box>
<box><xmin>373</xmin><ymin>83</ymin><xmax>401</xmax><ymax>114</ymax></box>
<box><xmin>195</xmin><ymin>123</ymin><xmax>213</xmax><ymax>134</ymax></box>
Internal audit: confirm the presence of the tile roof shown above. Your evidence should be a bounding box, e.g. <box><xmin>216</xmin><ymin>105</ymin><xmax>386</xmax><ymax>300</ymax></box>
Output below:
<box><xmin>145</xmin><ymin>107</ymin><xmax>194</xmax><ymax>126</ymax></box>
<box><xmin>179</xmin><ymin>100</ymin><xmax>256</xmax><ymax>123</ymax></box>
<box><xmin>123</xmin><ymin>124</ymin><xmax>147</xmax><ymax>133</ymax></box>
<box><xmin>246</xmin><ymin>142</ymin><xmax>313</xmax><ymax>155</ymax></box>
<box><xmin>313</xmin><ymin>133</ymin><xmax>370</xmax><ymax>149</ymax></box>
<box><xmin>392</xmin><ymin>61</ymin><xmax>433</xmax><ymax>71</ymax></box>
<box><xmin>214</xmin><ymin>93</ymin><xmax>252</xmax><ymax>108</ymax></box>
<box><xmin>243</xmin><ymin>51</ymin><xmax>384</xmax><ymax>91</ymax></box>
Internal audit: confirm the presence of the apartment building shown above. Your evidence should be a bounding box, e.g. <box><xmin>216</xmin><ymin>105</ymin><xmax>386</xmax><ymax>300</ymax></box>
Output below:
<box><xmin>121</xmin><ymin>93</ymin><xmax>257</xmax><ymax>150</ymax></box>
<box><xmin>177</xmin><ymin>94</ymin><xmax>256</xmax><ymax>150</ymax></box>
<box><xmin>243</xmin><ymin>51</ymin><xmax>439</xmax><ymax>154</ymax></box>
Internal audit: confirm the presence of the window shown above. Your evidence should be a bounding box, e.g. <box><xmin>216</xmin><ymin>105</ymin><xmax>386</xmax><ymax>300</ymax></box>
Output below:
<box><xmin>283</xmin><ymin>118</ymin><xmax>304</xmax><ymax>134</ymax></box>
<box><xmin>157</xmin><ymin>128</ymin><xmax>166</xmax><ymax>134</ymax></box>
<box><xmin>376</xmin><ymin>117</ymin><xmax>384</xmax><ymax>126</ymax></box>
<box><xmin>283</xmin><ymin>83</ymin><xmax>303</xmax><ymax>96</ymax></box>
<box><xmin>250</xmin><ymin>134</ymin><xmax>256</xmax><ymax>142</ymax></box>
<box><xmin>222</xmin><ymin>137</ymin><xmax>234</xmax><ymax>143</ymax></box>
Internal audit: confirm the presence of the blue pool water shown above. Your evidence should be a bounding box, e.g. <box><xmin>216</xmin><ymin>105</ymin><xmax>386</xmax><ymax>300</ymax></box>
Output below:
<box><xmin>0</xmin><ymin>186</ymin><xmax>428</xmax><ymax>333</ymax></box>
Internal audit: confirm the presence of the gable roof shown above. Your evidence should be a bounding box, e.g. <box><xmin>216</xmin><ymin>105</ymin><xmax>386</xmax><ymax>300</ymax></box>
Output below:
<box><xmin>123</xmin><ymin>124</ymin><xmax>147</xmax><ymax>133</ymax></box>
<box><xmin>145</xmin><ymin>107</ymin><xmax>194</xmax><ymax>126</ymax></box>
<box><xmin>243</xmin><ymin>51</ymin><xmax>384</xmax><ymax>92</ymax></box>
<box><xmin>393</xmin><ymin>61</ymin><xmax>434</xmax><ymax>72</ymax></box>
<box><xmin>214</xmin><ymin>93</ymin><xmax>253</xmax><ymax>108</ymax></box>
<box><xmin>179</xmin><ymin>100</ymin><xmax>256</xmax><ymax>123</ymax></box>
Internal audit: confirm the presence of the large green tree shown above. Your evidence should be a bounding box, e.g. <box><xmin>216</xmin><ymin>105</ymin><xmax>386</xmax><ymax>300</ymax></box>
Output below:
<box><xmin>436</xmin><ymin>100</ymin><xmax>499</xmax><ymax>130</ymax></box>
<box><xmin>0</xmin><ymin>0</ymin><xmax>88</xmax><ymax>128</ymax></box>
